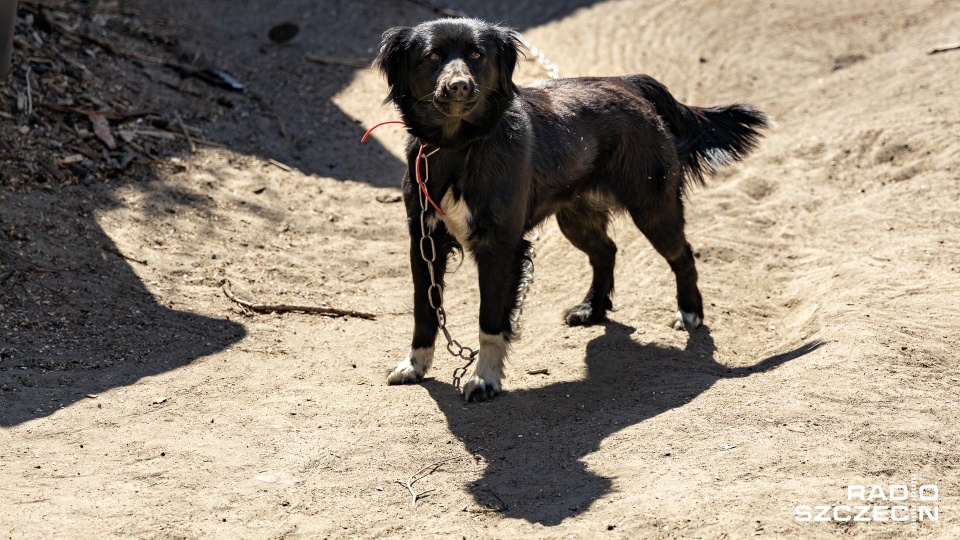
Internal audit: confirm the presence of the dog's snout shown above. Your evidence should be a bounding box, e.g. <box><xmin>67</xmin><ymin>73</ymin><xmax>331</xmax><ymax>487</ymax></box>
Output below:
<box><xmin>445</xmin><ymin>78</ymin><xmax>475</xmax><ymax>100</ymax></box>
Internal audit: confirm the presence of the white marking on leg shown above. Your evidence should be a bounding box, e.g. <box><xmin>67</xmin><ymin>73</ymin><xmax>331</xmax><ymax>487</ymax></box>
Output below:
<box><xmin>672</xmin><ymin>310</ymin><xmax>703</xmax><ymax>331</ymax></box>
<box><xmin>463</xmin><ymin>331</ymin><xmax>508</xmax><ymax>401</ymax></box>
<box><xmin>476</xmin><ymin>331</ymin><xmax>507</xmax><ymax>382</ymax></box>
<box><xmin>387</xmin><ymin>346</ymin><xmax>434</xmax><ymax>385</ymax></box>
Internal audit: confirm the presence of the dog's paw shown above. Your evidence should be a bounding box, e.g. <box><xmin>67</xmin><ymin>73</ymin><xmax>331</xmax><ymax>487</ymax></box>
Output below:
<box><xmin>462</xmin><ymin>375</ymin><xmax>502</xmax><ymax>402</ymax></box>
<box><xmin>672</xmin><ymin>310</ymin><xmax>703</xmax><ymax>331</ymax></box>
<box><xmin>563</xmin><ymin>303</ymin><xmax>606</xmax><ymax>326</ymax></box>
<box><xmin>387</xmin><ymin>347</ymin><xmax>434</xmax><ymax>385</ymax></box>
<box><xmin>386</xmin><ymin>359</ymin><xmax>424</xmax><ymax>385</ymax></box>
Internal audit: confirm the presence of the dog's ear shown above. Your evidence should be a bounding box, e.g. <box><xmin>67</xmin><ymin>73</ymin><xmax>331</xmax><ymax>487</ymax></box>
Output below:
<box><xmin>490</xmin><ymin>26</ymin><xmax>522</xmax><ymax>96</ymax></box>
<box><xmin>374</xmin><ymin>26</ymin><xmax>414</xmax><ymax>103</ymax></box>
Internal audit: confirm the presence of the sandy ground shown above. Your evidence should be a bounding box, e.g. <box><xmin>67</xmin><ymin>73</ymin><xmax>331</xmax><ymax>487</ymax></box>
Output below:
<box><xmin>2</xmin><ymin>0</ymin><xmax>959</xmax><ymax>538</ymax></box>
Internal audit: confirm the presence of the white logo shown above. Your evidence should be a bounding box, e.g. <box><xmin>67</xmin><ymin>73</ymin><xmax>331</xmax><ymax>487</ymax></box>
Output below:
<box><xmin>795</xmin><ymin>475</ymin><xmax>939</xmax><ymax>531</ymax></box>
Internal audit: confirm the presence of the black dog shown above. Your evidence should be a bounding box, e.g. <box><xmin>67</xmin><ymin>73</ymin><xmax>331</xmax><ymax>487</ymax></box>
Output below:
<box><xmin>375</xmin><ymin>18</ymin><xmax>767</xmax><ymax>402</ymax></box>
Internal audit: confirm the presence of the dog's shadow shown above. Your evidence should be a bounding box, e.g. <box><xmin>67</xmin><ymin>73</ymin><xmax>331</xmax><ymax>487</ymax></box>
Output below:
<box><xmin>424</xmin><ymin>322</ymin><xmax>822</xmax><ymax>525</ymax></box>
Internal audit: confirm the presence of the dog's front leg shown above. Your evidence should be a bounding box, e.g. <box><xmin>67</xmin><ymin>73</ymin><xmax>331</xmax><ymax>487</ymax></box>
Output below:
<box><xmin>462</xmin><ymin>238</ymin><xmax>531</xmax><ymax>402</ymax></box>
<box><xmin>387</xmin><ymin>224</ymin><xmax>455</xmax><ymax>385</ymax></box>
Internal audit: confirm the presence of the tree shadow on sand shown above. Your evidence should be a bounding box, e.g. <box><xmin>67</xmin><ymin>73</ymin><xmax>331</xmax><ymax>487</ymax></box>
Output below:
<box><xmin>125</xmin><ymin>0</ymin><xmax>609</xmax><ymax>183</ymax></box>
<box><xmin>424</xmin><ymin>323</ymin><xmax>823</xmax><ymax>525</ymax></box>
<box><xmin>0</xmin><ymin>185</ymin><xmax>246</xmax><ymax>428</ymax></box>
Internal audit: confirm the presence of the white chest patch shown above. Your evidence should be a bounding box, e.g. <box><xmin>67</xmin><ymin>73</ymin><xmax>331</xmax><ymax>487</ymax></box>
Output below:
<box><xmin>429</xmin><ymin>189</ymin><xmax>472</xmax><ymax>247</ymax></box>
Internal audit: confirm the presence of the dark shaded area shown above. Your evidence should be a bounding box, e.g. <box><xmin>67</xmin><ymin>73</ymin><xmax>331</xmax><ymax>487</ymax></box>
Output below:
<box><xmin>0</xmin><ymin>184</ymin><xmax>246</xmax><ymax>427</ymax></box>
<box><xmin>425</xmin><ymin>324</ymin><xmax>823</xmax><ymax>525</ymax></box>
<box><xmin>125</xmin><ymin>0</ymin><xmax>608</xmax><ymax>183</ymax></box>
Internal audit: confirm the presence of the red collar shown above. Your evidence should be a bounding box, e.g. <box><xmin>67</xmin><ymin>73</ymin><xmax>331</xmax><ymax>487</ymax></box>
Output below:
<box><xmin>362</xmin><ymin>121</ymin><xmax>446</xmax><ymax>216</ymax></box>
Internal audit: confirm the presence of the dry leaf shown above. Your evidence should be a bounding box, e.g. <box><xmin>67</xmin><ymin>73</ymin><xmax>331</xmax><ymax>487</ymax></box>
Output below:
<box><xmin>91</xmin><ymin>114</ymin><xmax>117</xmax><ymax>149</ymax></box>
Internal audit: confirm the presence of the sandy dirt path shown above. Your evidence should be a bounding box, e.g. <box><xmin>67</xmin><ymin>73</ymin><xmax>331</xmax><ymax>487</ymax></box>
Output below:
<box><xmin>2</xmin><ymin>0</ymin><xmax>958</xmax><ymax>538</ymax></box>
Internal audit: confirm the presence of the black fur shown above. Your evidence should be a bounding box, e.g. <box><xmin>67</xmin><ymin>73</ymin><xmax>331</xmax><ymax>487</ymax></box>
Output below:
<box><xmin>376</xmin><ymin>18</ymin><xmax>767</xmax><ymax>400</ymax></box>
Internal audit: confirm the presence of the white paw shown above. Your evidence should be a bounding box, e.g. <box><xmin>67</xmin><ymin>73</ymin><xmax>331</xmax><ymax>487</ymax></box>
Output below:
<box><xmin>672</xmin><ymin>310</ymin><xmax>703</xmax><ymax>330</ymax></box>
<box><xmin>386</xmin><ymin>347</ymin><xmax>434</xmax><ymax>385</ymax></box>
<box><xmin>462</xmin><ymin>375</ymin><xmax>502</xmax><ymax>402</ymax></box>
<box><xmin>387</xmin><ymin>359</ymin><xmax>423</xmax><ymax>384</ymax></box>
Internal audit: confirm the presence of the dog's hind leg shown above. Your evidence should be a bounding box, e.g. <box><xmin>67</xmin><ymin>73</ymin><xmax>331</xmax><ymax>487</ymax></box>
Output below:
<box><xmin>628</xmin><ymin>201</ymin><xmax>704</xmax><ymax>330</ymax></box>
<box><xmin>388</xmin><ymin>224</ymin><xmax>457</xmax><ymax>385</ymax></box>
<box><xmin>462</xmin><ymin>238</ymin><xmax>532</xmax><ymax>402</ymax></box>
<box><xmin>556</xmin><ymin>196</ymin><xmax>617</xmax><ymax>326</ymax></box>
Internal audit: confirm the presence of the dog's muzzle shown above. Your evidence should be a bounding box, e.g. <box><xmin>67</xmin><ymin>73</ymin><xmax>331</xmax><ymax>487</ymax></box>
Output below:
<box><xmin>435</xmin><ymin>76</ymin><xmax>478</xmax><ymax>116</ymax></box>
<box><xmin>442</xmin><ymin>77</ymin><xmax>475</xmax><ymax>101</ymax></box>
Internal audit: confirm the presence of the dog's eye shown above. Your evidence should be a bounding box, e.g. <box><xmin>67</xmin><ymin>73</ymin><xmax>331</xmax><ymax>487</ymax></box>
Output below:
<box><xmin>426</xmin><ymin>51</ymin><xmax>441</xmax><ymax>61</ymax></box>
<box><xmin>469</xmin><ymin>51</ymin><xmax>482</xmax><ymax>60</ymax></box>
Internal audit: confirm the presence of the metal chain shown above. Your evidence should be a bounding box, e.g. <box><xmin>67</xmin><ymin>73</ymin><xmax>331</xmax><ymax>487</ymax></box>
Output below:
<box><xmin>416</xmin><ymin>147</ymin><xmax>479</xmax><ymax>391</ymax></box>
<box><xmin>517</xmin><ymin>36</ymin><xmax>559</xmax><ymax>80</ymax></box>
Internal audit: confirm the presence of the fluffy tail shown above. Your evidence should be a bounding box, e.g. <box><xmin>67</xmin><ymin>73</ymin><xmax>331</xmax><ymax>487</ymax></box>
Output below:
<box><xmin>626</xmin><ymin>75</ymin><xmax>768</xmax><ymax>186</ymax></box>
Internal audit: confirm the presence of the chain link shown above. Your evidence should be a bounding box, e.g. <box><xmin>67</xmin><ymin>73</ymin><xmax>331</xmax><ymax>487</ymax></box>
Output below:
<box><xmin>415</xmin><ymin>146</ymin><xmax>478</xmax><ymax>391</ymax></box>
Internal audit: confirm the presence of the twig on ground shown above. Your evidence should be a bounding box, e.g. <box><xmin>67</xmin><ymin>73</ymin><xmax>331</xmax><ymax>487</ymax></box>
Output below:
<box><xmin>395</xmin><ymin>457</ymin><xmax>457</xmax><ymax>507</ymax></box>
<box><xmin>526</xmin><ymin>368</ymin><xmax>549</xmax><ymax>375</ymax></box>
<box><xmin>20</xmin><ymin>0</ymin><xmax>69</xmax><ymax>7</ymax></box>
<box><xmin>268</xmin><ymin>159</ymin><xmax>292</xmax><ymax>172</ymax></box>
<box><xmin>38</xmin><ymin>157</ymin><xmax>65</xmax><ymax>181</ymax></box>
<box><xmin>125</xmin><ymin>127</ymin><xmax>225</xmax><ymax>148</ymax></box>
<box><xmin>25</xmin><ymin>67</ymin><xmax>33</xmax><ymax>116</ymax></box>
<box><xmin>186</xmin><ymin>135</ymin><xmax>225</xmax><ymax>148</ymax></box>
<box><xmin>928</xmin><ymin>43</ymin><xmax>960</xmax><ymax>54</ymax></box>
<box><xmin>57</xmin><ymin>53</ymin><xmax>101</xmax><ymax>85</ymax></box>
<box><xmin>101</xmin><ymin>245</ymin><xmax>148</xmax><ymax>266</ymax></box>
<box><xmin>174</xmin><ymin>112</ymin><xmax>196</xmax><ymax>153</ymax></box>
<box><xmin>220</xmin><ymin>279</ymin><xmax>376</xmax><ymax>319</ymax></box>
<box><xmin>39</xmin><ymin>102</ymin><xmax>156</xmax><ymax>121</ymax></box>
<box><xmin>0</xmin><ymin>247</ymin><xmax>59</xmax><ymax>274</ymax></box>
<box><xmin>65</xmin><ymin>26</ymin><xmax>166</xmax><ymax>64</ymax></box>
<box><xmin>305</xmin><ymin>53</ymin><xmax>372</xmax><ymax>68</ymax></box>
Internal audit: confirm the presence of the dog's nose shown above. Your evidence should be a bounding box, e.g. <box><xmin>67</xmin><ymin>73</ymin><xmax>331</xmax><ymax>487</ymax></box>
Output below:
<box><xmin>445</xmin><ymin>78</ymin><xmax>474</xmax><ymax>100</ymax></box>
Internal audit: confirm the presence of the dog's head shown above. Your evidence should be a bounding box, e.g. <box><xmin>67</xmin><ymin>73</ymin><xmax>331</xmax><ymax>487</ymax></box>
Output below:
<box><xmin>375</xmin><ymin>19</ymin><xmax>521</xmax><ymax>142</ymax></box>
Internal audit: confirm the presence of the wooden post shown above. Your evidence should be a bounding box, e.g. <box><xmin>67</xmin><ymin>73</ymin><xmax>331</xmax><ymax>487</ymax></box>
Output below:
<box><xmin>0</xmin><ymin>0</ymin><xmax>17</xmax><ymax>78</ymax></box>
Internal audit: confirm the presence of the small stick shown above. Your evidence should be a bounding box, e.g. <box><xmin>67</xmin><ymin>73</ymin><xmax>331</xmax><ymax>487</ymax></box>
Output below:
<box><xmin>39</xmin><ymin>102</ymin><xmax>156</xmax><ymax>121</ymax></box>
<box><xmin>268</xmin><ymin>159</ymin><xmax>293</xmax><ymax>172</ymax></box>
<box><xmin>0</xmin><ymin>247</ymin><xmax>59</xmax><ymax>274</ymax></box>
<box><xmin>305</xmin><ymin>53</ymin><xmax>372</xmax><ymax>68</ymax></box>
<box><xmin>128</xmin><ymin>128</ymin><xmax>226</xmax><ymax>148</ymax></box>
<box><xmin>220</xmin><ymin>279</ymin><xmax>376</xmax><ymax>319</ymax></box>
<box><xmin>38</xmin><ymin>158</ymin><xmax>65</xmax><ymax>182</ymax></box>
<box><xmin>101</xmin><ymin>245</ymin><xmax>148</xmax><ymax>266</ymax></box>
<box><xmin>192</xmin><ymin>137</ymin><xmax>227</xmax><ymax>149</ymax></box>
<box><xmin>25</xmin><ymin>67</ymin><xmax>33</xmax><ymax>115</ymax></box>
<box><xmin>57</xmin><ymin>53</ymin><xmax>101</xmax><ymax>85</ymax></box>
<box><xmin>174</xmin><ymin>112</ymin><xmax>195</xmax><ymax>153</ymax></box>
<box><xmin>526</xmin><ymin>368</ymin><xmax>549</xmax><ymax>375</ymax></box>
<box><xmin>928</xmin><ymin>43</ymin><xmax>960</xmax><ymax>55</ymax></box>
<box><xmin>394</xmin><ymin>457</ymin><xmax>456</xmax><ymax>507</ymax></box>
